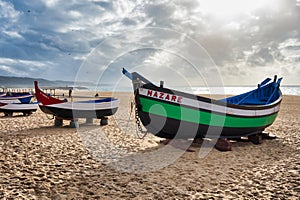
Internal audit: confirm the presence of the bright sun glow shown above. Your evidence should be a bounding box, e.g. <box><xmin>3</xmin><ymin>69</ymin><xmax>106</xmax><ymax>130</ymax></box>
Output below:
<box><xmin>197</xmin><ymin>0</ymin><xmax>274</xmax><ymax>17</ymax></box>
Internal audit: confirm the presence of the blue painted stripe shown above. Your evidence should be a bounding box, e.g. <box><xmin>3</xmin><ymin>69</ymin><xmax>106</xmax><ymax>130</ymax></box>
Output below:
<box><xmin>78</xmin><ymin>98</ymin><xmax>117</xmax><ymax>104</ymax></box>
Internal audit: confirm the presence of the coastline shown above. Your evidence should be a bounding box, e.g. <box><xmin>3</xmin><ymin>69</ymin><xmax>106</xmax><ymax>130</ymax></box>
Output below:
<box><xmin>0</xmin><ymin>94</ymin><xmax>299</xmax><ymax>199</ymax></box>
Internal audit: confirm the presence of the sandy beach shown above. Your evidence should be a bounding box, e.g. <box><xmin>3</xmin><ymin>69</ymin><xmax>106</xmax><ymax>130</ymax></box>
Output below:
<box><xmin>0</xmin><ymin>93</ymin><xmax>299</xmax><ymax>199</ymax></box>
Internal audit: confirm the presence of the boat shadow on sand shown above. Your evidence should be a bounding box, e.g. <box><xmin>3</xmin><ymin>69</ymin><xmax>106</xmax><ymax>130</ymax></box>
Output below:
<box><xmin>153</xmin><ymin>132</ymin><xmax>278</xmax><ymax>152</ymax></box>
<box><xmin>0</xmin><ymin>113</ymin><xmax>33</xmax><ymax>118</ymax></box>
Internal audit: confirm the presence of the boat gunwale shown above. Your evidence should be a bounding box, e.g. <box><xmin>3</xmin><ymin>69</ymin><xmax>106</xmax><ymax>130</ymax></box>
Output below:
<box><xmin>42</xmin><ymin>99</ymin><xmax>120</xmax><ymax>110</ymax></box>
<box><xmin>140</xmin><ymin>83</ymin><xmax>282</xmax><ymax>111</ymax></box>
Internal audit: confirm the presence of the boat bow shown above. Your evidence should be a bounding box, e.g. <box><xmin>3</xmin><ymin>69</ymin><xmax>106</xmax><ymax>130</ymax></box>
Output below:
<box><xmin>34</xmin><ymin>81</ymin><xmax>65</xmax><ymax>105</ymax></box>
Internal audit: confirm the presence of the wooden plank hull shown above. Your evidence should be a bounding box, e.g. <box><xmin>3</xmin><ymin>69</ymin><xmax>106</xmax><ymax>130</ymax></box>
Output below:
<box><xmin>122</xmin><ymin>68</ymin><xmax>282</xmax><ymax>139</ymax></box>
<box><xmin>135</xmin><ymin>85</ymin><xmax>281</xmax><ymax>139</ymax></box>
<box><xmin>138</xmin><ymin>109</ymin><xmax>274</xmax><ymax>139</ymax></box>
<box><xmin>39</xmin><ymin>105</ymin><xmax>118</xmax><ymax>119</ymax></box>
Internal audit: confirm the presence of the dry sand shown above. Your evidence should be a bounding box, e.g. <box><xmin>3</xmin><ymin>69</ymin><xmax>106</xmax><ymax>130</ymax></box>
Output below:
<box><xmin>0</xmin><ymin>93</ymin><xmax>299</xmax><ymax>199</ymax></box>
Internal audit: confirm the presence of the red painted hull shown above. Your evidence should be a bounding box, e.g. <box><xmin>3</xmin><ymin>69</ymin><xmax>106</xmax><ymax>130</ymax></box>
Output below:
<box><xmin>34</xmin><ymin>81</ymin><xmax>64</xmax><ymax>105</ymax></box>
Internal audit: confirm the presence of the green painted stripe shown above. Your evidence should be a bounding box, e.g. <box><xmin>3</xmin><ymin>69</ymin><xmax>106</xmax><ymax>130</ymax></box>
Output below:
<box><xmin>139</xmin><ymin>97</ymin><xmax>278</xmax><ymax>128</ymax></box>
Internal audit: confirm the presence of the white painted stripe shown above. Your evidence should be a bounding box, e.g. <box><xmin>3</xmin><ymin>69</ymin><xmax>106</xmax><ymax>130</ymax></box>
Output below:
<box><xmin>0</xmin><ymin>99</ymin><xmax>21</xmax><ymax>103</ymax></box>
<box><xmin>0</xmin><ymin>94</ymin><xmax>33</xmax><ymax>100</ymax></box>
<box><xmin>139</xmin><ymin>88</ymin><xmax>280</xmax><ymax>117</ymax></box>
<box><xmin>46</xmin><ymin>99</ymin><xmax>120</xmax><ymax>111</ymax></box>
<box><xmin>0</xmin><ymin>103</ymin><xmax>38</xmax><ymax>110</ymax></box>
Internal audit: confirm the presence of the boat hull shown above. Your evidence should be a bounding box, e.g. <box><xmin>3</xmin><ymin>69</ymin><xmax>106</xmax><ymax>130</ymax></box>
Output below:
<box><xmin>138</xmin><ymin>109</ymin><xmax>276</xmax><ymax>139</ymax></box>
<box><xmin>121</xmin><ymin>68</ymin><xmax>282</xmax><ymax>139</ymax></box>
<box><xmin>135</xmin><ymin>86</ymin><xmax>281</xmax><ymax>139</ymax></box>
<box><xmin>34</xmin><ymin>81</ymin><xmax>120</xmax><ymax>120</ymax></box>
<box><xmin>0</xmin><ymin>103</ymin><xmax>38</xmax><ymax>114</ymax></box>
<box><xmin>39</xmin><ymin>105</ymin><xmax>118</xmax><ymax>119</ymax></box>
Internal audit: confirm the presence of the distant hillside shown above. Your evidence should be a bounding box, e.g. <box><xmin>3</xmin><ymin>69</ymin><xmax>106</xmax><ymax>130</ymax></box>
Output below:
<box><xmin>0</xmin><ymin>76</ymin><xmax>93</xmax><ymax>89</ymax></box>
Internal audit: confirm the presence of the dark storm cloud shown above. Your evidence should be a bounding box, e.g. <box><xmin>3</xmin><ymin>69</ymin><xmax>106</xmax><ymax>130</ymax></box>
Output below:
<box><xmin>0</xmin><ymin>0</ymin><xmax>299</xmax><ymax>84</ymax></box>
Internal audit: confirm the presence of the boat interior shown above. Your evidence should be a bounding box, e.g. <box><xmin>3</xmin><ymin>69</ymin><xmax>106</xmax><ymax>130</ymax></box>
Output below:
<box><xmin>220</xmin><ymin>76</ymin><xmax>282</xmax><ymax>106</ymax></box>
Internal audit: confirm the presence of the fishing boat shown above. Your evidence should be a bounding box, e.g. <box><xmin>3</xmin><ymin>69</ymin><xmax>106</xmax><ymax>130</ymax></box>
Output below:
<box><xmin>122</xmin><ymin>68</ymin><xmax>282</xmax><ymax>140</ymax></box>
<box><xmin>34</xmin><ymin>81</ymin><xmax>119</xmax><ymax>126</ymax></box>
<box><xmin>0</xmin><ymin>92</ymin><xmax>33</xmax><ymax>104</ymax></box>
<box><xmin>0</xmin><ymin>102</ymin><xmax>38</xmax><ymax>116</ymax></box>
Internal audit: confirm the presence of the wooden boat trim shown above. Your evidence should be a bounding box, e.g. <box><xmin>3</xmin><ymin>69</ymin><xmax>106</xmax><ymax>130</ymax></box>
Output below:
<box><xmin>138</xmin><ymin>88</ymin><xmax>280</xmax><ymax>117</ymax></box>
<box><xmin>141</xmin><ymin>83</ymin><xmax>282</xmax><ymax>110</ymax></box>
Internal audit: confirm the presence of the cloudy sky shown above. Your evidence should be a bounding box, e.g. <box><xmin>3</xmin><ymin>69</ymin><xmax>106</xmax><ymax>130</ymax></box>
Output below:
<box><xmin>0</xmin><ymin>0</ymin><xmax>300</xmax><ymax>86</ymax></box>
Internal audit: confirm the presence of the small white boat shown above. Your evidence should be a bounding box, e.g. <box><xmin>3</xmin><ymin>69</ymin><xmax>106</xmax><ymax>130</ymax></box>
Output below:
<box><xmin>0</xmin><ymin>93</ymin><xmax>33</xmax><ymax>104</ymax></box>
<box><xmin>0</xmin><ymin>102</ymin><xmax>38</xmax><ymax>116</ymax></box>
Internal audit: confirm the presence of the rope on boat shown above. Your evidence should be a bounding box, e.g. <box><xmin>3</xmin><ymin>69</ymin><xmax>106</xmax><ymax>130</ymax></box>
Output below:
<box><xmin>134</xmin><ymin>101</ymin><xmax>148</xmax><ymax>139</ymax></box>
<box><xmin>122</xmin><ymin>95</ymin><xmax>148</xmax><ymax>139</ymax></box>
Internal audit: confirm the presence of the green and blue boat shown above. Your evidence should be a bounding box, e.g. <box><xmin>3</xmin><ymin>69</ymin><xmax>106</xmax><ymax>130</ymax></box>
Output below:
<box><xmin>123</xmin><ymin>68</ymin><xmax>282</xmax><ymax>139</ymax></box>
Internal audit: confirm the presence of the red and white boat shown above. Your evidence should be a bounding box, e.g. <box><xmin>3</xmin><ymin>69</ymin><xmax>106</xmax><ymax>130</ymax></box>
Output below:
<box><xmin>34</xmin><ymin>81</ymin><xmax>119</xmax><ymax>122</ymax></box>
